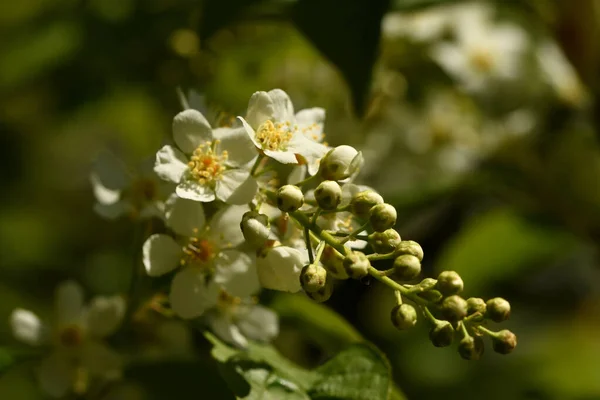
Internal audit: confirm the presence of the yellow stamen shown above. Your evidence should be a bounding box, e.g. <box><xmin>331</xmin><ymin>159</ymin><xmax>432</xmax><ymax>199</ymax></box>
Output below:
<box><xmin>188</xmin><ymin>140</ymin><xmax>228</xmax><ymax>185</ymax></box>
<box><xmin>255</xmin><ymin>120</ymin><xmax>294</xmax><ymax>151</ymax></box>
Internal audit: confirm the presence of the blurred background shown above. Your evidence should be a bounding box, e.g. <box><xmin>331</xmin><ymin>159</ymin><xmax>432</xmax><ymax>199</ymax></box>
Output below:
<box><xmin>1</xmin><ymin>0</ymin><xmax>600</xmax><ymax>399</ymax></box>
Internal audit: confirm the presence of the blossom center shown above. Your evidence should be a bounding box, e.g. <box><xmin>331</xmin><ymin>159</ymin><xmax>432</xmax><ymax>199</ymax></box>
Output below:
<box><xmin>188</xmin><ymin>141</ymin><xmax>228</xmax><ymax>185</ymax></box>
<box><xmin>182</xmin><ymin>237</ymin><xmax>216</xmax><ymax>267</ymax></box>
<box><xmin>216</xmin><ymin>290</ymin><xmax>242</xmax><ymax>314</ymax></box>
<box><xmin>255</xmin><ymin>120</ymin><xmax>295</xmax><ymax>151</ymax></box>
<box><xmin>58</xmin><ymin>325</ymin><xmax>84</xmax><ymax>348</ymax></box>
<box><xmin>469</xmin><ymin>49</ymin><xmax>494</xmax><ymax>73</ymax></box>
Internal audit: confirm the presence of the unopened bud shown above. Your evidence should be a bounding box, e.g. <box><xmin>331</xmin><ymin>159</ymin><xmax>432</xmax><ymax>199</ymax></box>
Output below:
<box><xmin>416</xmin><ymin>277</ymin><xmax>437</xmax><ymax>291</ymax></box>
<box><xmin>458</xmin><ymin>335</ymin><xmax>485</xmax><ymax>360</ymax></box>
<box><xmin>436</xmin><ymin>271</ymin><xmax>464</xmax><ymax>296</ymax></box>
<box><xmin>394</xmin><ymin>240</ymin><xmax>423</xmax><ymax>262</ymax></box>
<box><xmin>441</xmin><ymin>295</ymin><xmax>468</xmax><ymax>322</ymax></box>
<box><xmin>390</xmin><ymin>304</ymin><xmax>418</xmax><ymax>330</ymax></box>
<box><xmin>343</xmin><ymin>251</ymin><xmax>370</xmax><ymax>280</ymax></box>
<box><xmin>429</xmin><ymin>320</ymin><xmax>454</xmax><ymax>347</ymax></box>
<box><xmin>418</xmin><ymin>289</ymin><xmax>443</xmax><ymax>303</ymax></box>
<box><xmin>369</xmin><ymin>203</ymin><xmax>397</xmax><ymax>232</ymax></box>
<box><xmin>486</xmin><ymin>297</ymin><xmax>511</xmax><ymax>322</ymax></box>
<box><xmin>300</xmin><ymin>264</ymin><xmax>328</xmax><ymax>293</ymax></box>
<box><xmin>320</xmin><ymin>145</ymin><xmax>362</xmax><ymax>181</ymax></box>
<box><xmin>491</xmin><ymin>330</ymin><xmax>517</xmax><ymax>354</ymax></box>
<box><xmin>276</xmin><ymin>185</ymin><xmax>304</xmax><ymax>212</ymax></box>
<box><xmin>466</xmin><ymin>298</ymin><xmax>487</xmax><ymax>316</ymax></box>
<box><xmin>350</xmin><ymin>190</ymin><xmax>384</xmax><ymax>219</ymax></box>
<box><xmin>392</xmin><ymin>255</ymin><xmax>421</xmax><ymax>281</ymax></box>
<box><xmin>314</xmin><ymin>180</ymin><xmax>342</xmax><ymax>210</ymax></box>
<box><xmin>368</xmin><ymin>229</ymin><xmax>402</xmax><ymax>254</ymax></box>
<box><xmin>240</xmin><ymin>211</ymin><xmax>272</xmax><ymax>248</ymax></box>
<box><xmin>321</xmin><ymin>245</ymin><xmax>349</xmax><ymax>279</ymax></box>
<box><xmin>305</xmin><ymin>278</ymin><xmax>333</xmax><ymax>303</ymax></box>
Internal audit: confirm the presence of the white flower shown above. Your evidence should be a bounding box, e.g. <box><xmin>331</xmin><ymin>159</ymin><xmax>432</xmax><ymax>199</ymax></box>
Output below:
<box><xmin>238</xmin><ymin>89</ymin><xmax>328</xmax><ymax>168</ymax></box>
<box><xmin>91</xmin><ymin>151</ymin><xmax>170</xmax><ymax>220</ymax></box>
<box><xmin>10</xmin><ymin>281</ymin><xmax>124</xmax><ymax>398</ymax></box>
<box><xmin>256</xmin><ymin>245</ymin><xmax>307</xmax><ymax>293</ymax></box>
<box><xmin>430</xmin><ymin>4</ymin><xmax>528</xmax><ymax>93</ymax></box>
<box><xmin>381</xmin><ymin>9</ymin><xmax>451</xmax><ymax>43</ymax></box>
<box><xmin>154</xmin><ymin>109</ymin><xmax>258</xmax><ymax>204</ymax></box>
<box><xmin>142</xmin><ymin>201</ymin><xmax>260</xmax><ymax>319</ymax></box>
<box><xmin>205</xmin><ymin>291</ymin><xmax>279</xmax><ymax>348</ymax></box>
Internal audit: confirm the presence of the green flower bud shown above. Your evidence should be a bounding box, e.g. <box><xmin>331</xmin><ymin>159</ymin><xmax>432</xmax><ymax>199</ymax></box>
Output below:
<box><xmin>314</xmin><ymin>180</ymin><xmax>342</xmax><ymax>210</ymax></box>
<box><xmin>436</xmin><ymin>271</ymin><xmax>464</xmax><ymax>296</ymax></box>
<box><xmin>240</xmin><ymin>211</ymin><xmax>272</xmax><ymax>248</ymax></box>
<box><xmin>486</xmin><ymin>297</ymin><xmax>511</xmax><ymax>322</ymax></box>
<box><xmin>369</xmin><ymin>203</ymin><xmax>397</xmax><ymax>232</ymax></box>
<box><xmin>416</xmin><ymin>277</ymin><xmax>437</xmax><ymax>291</ymax></box>
<box><xmin>429</xmin><ymin>320</ymin><xmax>454</xmax><ymax>347</ymax></box>
<box><xmin>350</xmin><ymin>190</ymin><xmax>384</xmax><ymax>219</ymax></box>
<box><xmin>392</xmin><ymin>254</ymin><xmax>421</xmax><ymax>281</ymax></box>
<box><xmin>368</xmin><ymin>229</ymin><xmax>402</xmax><ymax>254</ymax></box>
<box><xmin>394</xmin><ymin>240</ymin><xmax>423</xmax><ymax>262</ymax></box>
<box><xmin>466</xmin><ymin>298</ymin><xmax>487</xmax><ymax>316</ymax></box>
<box><xmin>300</xmin><ymin>263</ymin><xmax>328</xmax><ymax>293</ymax></box>
<box><xmin>491</xmin><ymin>330</ymin><xmax>517</xmax><ymax>354</ymax></box>
<box><xmin>305</xmin><ymin>278</ymin><xmax>333</xmax><ymax>303</ymax></box>
<box><xmin>276</xmin><ymin>185</ymin><xmax>304</xmax><ymax>212</ymax></box>
<box><xmin>418</xmin><ymin>289</ymin><xmax>443</xmax><ymax>303</ymax></box>
<box><xmin>343</xmin><ymin>251</ymin><xmax>370</xmax><ymax>280</ymax></box>
<box><xmin>441</xmin><ymin>295</ymin><xmax>468</xmax><ymax>322</ymax></box>
<box><xmin>390</xmin><ymin>304</ymin><xmax>418</xmax><ymax>330</ymax></box>
<box><xmin>321</xmin><ymin>245</ymin><xmax>349</xmax><ymax>280</ymax></box>
<box><xmin>458</xmin><ymin>335</ymin><xmax>485</xmax><ymax>360</ymax></box>
<box><xmin>320</xmin><ymin>145</ymin><xmax>362</xmax><ymax>181</ymax></box>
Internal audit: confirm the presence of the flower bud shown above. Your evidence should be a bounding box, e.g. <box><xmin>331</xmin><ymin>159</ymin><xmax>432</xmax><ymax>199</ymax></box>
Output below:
<box><xmin>429</xmin><ymin>320</ymin><xmax>454</xmax><ymax>347</ymax></box>
<box><xmin>305</xmin><ymin>278</ymin><xmax>333</xmax><ymax>303</ymax></box>
<box><xmin>240</xmin><ymin>211</ymin><xmax>272</xmax><ymax>248</ymax></box>
<box><xmin>485</xmin><ymin>297</ymin><xmax>511</xmax><ymax>322</ymax></box>
<box><xmin>276</xmin><ymin>185</ymin><xmax>304</xmax><ymax>212</ymax></box>
<box><xmin>458</xmin><ymin>335</ymin><xmax>484</xmax><ymax>360</ymax></box>
<box><xmin>491</xmin><ymin>330</ymin><xmax>517</xmax><ymax>354</ymax></box>
<box><xmin>343</xmin><ymin>251</ymin><xmax>370</xmax><ymax>280</ymax></box>
<box><xmin>394</xmin><ymin>240</ymin><xmax>423</xmax><ymax>262</ymax></box>
<box><xmin>314</xmin><ymin>180</ymin><xmax>342</xmax><ymax>211</ymax></box>
<box><xmin>441</xmin><ymin>295</ymin><xmax>468</xmax><ymax>322</ymax></box>
<box><xmin>435</xmin><ymin>271</ymin><xmax>464</xmax><ymax>296</ymax></box>
<box><xmin>416</xmin><ymin>277</ymin><xmax>437</xmax><ymax>291</ymax></box>
<box><xmin>300</xmin><ymin>263</ymin><xmax>328</xmax><ymax>293</ymax></box>
<box><xmin>392</xmin><ymin>255</ymin><xmax>421</xmax><ymax>281</ymax></box>
<box><xmin>320</xmin><ymin>145</ymin><xmax>362</xmax><ymax>181</ymax></box>
<box><xmin>369</xmin><ymin>203</ymin><xmax>397</xmax><ymax>232</ymax></box>
<box><xmin>368</xmin><ymin>229</ymin><xmax>401</xmax><ymax>254</ymax></box>
<box><xmin>350</xmin><ymin>190</ymin><xmax>384</xmax><ymax>219</ymax></box>
<box><xmin>418</xmin><ymin>289</ymin><xmax>443</xmax><ymax>303</ymax></box>
<box><xmin>390</xmin><ymin>304</ymin><xmax>418</xmax><ymax>330</ymax></box>
<box><xmin>321</xmin><ymin>245</ymin><xmax>349</xmax><ymax>280</ymax></box>
<box><xmin>466</xmin><ymin>297</ymin><xmax>486</xmax><ymax>316</ymax></box>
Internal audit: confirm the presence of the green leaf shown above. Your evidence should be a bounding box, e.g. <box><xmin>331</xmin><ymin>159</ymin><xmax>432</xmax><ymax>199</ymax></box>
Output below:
<box><xmin>309</xmin><ymin>344</ymin><xmax>392</xmax><ymax>400</ymax></box>
<box><xmin>0</xmin><ymin>348</ymin><xmax>14</xmax><ymax>374</ymax></box>
<box><xmin>291</xmin><ymin>0</ymin><xmax>390</xmax><ymax>115</ymax></box>
<box><xmin>435</xmin><ymin>208</ymin><xmax>578</xmax><ymax>290</ymax></box>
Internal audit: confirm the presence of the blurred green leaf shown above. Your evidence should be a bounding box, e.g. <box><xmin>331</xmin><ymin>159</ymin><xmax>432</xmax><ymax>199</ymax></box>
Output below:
<box><xmin>291</xmin><ymin>0</ymin><xmax>390</xmax><ymax>115</ymax></box>
<box><xmin>392</xmin><ymin>0</ymin><xmax>462</xmax><ymax>10</ymax></box>
<box><xmin>0</xmin><ymin>348</ymin><xmax>14</xmax><ymax>374</ymax></box>
<box><xmin>435</xmin><ymin>208</ymin><xmax>578</xmax><ymax>290</ymax></box>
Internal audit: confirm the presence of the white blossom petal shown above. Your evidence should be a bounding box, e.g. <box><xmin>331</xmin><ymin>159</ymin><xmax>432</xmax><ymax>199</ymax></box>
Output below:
<box><xmin>209</xmin><ymin>205</ymin><xmax>250</xmax><ymax>247</ymax></box>
<box><xmin>55</xmin><ymin>281</ymin><xmax>84</xmax><ymax>327</ymax></box>
<box><xmin>165</xmin><ymin>193</ymin><xmax>206</xmax><ymax>237</ymax></box>
<box><xmin>238</xmin><ymin>117</ymin><xmax>262</xmax><ymax>150</ymax></box>
<box><xmin>176</xmin><ymin>179</ymin><xmax>216</xmax><ymax>202</ymax></box>
<box><xmin>142</xmin><ymin>234</ymin><xmax>181</xmax><ymax>277</ymax></box>
<box><xmin>172</xmin><ymin>109</ymin><xmax>213</xmax><ymax>154</ymax></box>
<box><xmin>10</xmin><ymin>309</ymin><xmax>46</xmax><ymax>346</ymax></box>
<box><xmin>155</xmin><ymin>145</ymin><xmax>188</xmax><ymax>183</ymax></box>
<box><xmin>214</xmin><ymin>250</ymin><xmax>260</xmax><ymax>297</ymax></box>
<box><xmin>263</xmin><ymin>148</ymin><xmax>298</xmax><ymax>164</ymax></box>
<box><xmin>90</xmin><ymin>174</ymin><xmax>121</xmax><ymax>205</ymax></box>
<box><xmin>287</xmin><ymin>165</ymin><xmax>307</xmax><ymax>185</ymax></box>
<box><xmin>245</xmin><ymin>91</ymin><xmax>275</xmax><ymax>129</ymax></box>
<box><xmin>37</xmin><ymin>352</ymin><xmax>74</xmax><ymax>398</ymax></box>
<box><xmin>288</xmin><ymin>135</ymin><xmax>328</xmax><ymax>173</ymax></box>
<box><xmin>236</xmin><ymin>305</ymin><xmax>279</xmax><ymax>343</ymax></box>
<box><xmin>214</xmin><ymin>127</ymin><xmax>257</xmax><ymax>166</ymax></box>
<box><xmin>169</xmin><ymin>268</ymin><xmax>219</xmax><ymax>319</ymax></box>
<box><xmin>295</xmin><ymin>107</ymin><xmax>325</xmax><ymax>129</ymax></box>
<box><xmin>91</xmin><ymin>151</ymin><xmax>131</xmax><ymax>191</ymax></box>
<box><xmin>208</xmin><ymin>313</ymin><xmax>248</xmax><ymax>348</ymax></box>
<box><xmin>86</xmin><ymin>296</ymin><xmax>126</xmax><ymax>338</ymax></box>
<box><xmin>93</xmin><ymin>200</ymin><xmax>133</xmax><ymax>220</ymax></box>
<box><xmin>216</xmin><ymin>170</ymin><xmax>257</xmax><ymax>205</ymax></box>
<box><xmin>256</xmin><ymin>246</ymin><xmax>306</xmax><ymax>293</ymax></box>
<box><xmin>268</xmin><ymin>89</ymin><xmax>295</xmax><ymax>122</ymax></box>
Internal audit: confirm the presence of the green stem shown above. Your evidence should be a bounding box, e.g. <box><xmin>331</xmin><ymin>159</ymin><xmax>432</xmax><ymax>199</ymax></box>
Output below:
<box><xmin>367</xmin><ymin>251</ymin><xmax>396</xmax><ymax>261</ymax></box>
<box><xmin>421</xmin><ymin>306</ymin><xmax>438</xmax><ymax>325</ymax></box>
<box><xmin>476</xmin><ymin>325</ymin><xmax>499</xmax><ymax>338</ymax></box>
<box><xmin>293</xmin><ymin>172</ymin><xmax>318</xmax><ymax>187</ymax></box>
<box><xmin>394</xmin><ymin>290</ymin><xmax>403</xmax><ymax>305</ymax></box>
<box><xmin>250</xmin><ymin>154</ymin><xmax>265</xmax><ymax>176</ymax></box>
<box><xmin>304</xmin><ymin>226</ymin><xmax>314</xmax><ymax>264</ymax></box>
<box><xmin>339</xmin><ymin>222</ymin><xmax>370</xmax><ymax>244</ymax></box>
<box><xmin>314</xmin><ymin>241</ymin><xmax>326</xmax><ymax>264</ymax></box>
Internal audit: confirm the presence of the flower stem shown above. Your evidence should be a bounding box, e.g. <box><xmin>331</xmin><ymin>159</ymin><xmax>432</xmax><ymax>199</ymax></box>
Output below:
<box><xmin>250</xmin><ymin>154</ymin><xmax>265</xmax><ymax>177</ymax></box>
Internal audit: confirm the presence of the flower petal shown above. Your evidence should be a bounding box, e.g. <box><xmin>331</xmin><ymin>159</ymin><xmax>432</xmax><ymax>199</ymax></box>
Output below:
<box><xmin>176</xmin><ymin>179</ymin><xmax>216</xmax><ymax>202</ymax></box>
<box><xmin>238</xmin><ymin>116</ymin><xmax>262</xmax><ymax>150</ymax></box>
<box><xmin>207</xmin><ymin>313</ymin><xmax>248</xmax><ymax>348</ymax></box>
<box><xmin>38</xmin><ymin>352</ymin><xmax>74</xmax><ymax>398</ymax></box>
<box><xmin>90</xmin><ymin>174</ymin><xmax>121</xmax><ymax>205</ymax></box>
<box><xmin>86</xmin><ymin>296</ymin><xmax>126</xmax><ymax>338</ymax></box>
<box><xmin>93</xmin><ymin>200</ymin><xmax>133</xmax><ymax>220</ymax></box>
<box><xmin>295</xmin><ymin>107</ymin><xmax>325</xmax><ymax>129</ymax></box>
<box><xmin>263</xmin><ymin>148</ymin><xmax>298</xmax><ymax>164</ymax></box>
<box><xmin>236</xmin><ymin>305</ymin><xmax>279</xmax><ymax>343</ymax></box>
<box><xmin>10</xmin><ymin>309</ymin><xmax>46</xmax><ymax>346</ymax></box>
<box><xmin>268</xmin><ymin>89</ymin><xmax>295</xmax><ymax>122</ymax></box>
<box><xmin>209</xmin><ymin>204</ymin><xmax>250</xmax><ymax>247</ymax></box>
<box><xmin>165</xmin><ymin>193</ymin><xmax>206</xmax><ymax>237</ymax></box>
<box><xmin>256</xmin><ymin>246</ymin><xmax>306</xmax><ymax>293</ymax></box>
<box><xmin>214</xmin><ymin>250</ymin><xmax>260</xmax><ymax>297</ymax></box>
<box><xmin>91</xmin><ymin>150</ymin><xmax>131</xmax><ymax>191</ymax></box>
<box><xmin>216</xmin><ymin>169</ymin><xmax>258</xmax><ymax>205</ymax></box>
<box><xmin>155</xmin><ymin>145</ymin><xmax>188</xmax><ymax>183</ymax></box>
<box><xmin>142</xmin><ymin>234</ymin><xmax>181</xmax><ymax>277</ymax></box>
<box><xmin>244</xmin><ymin>91</ymin><xmax>274</xmax><ymax>129</ymax></box>
<box><xmin>169</xmin><ymin>269</ymin><xmax>219</xmax><ymax>319</ymax></box>
<box><xmin>288</xmin><ymin>134</ymin><xmax>328</xmax><ymax>166</ymax></box>
<box><xmin>172</xmin><ymin>109</ymin><xmax>213</xmax><ymax>154</ymax></box>
<box><xmin>55</xmin><ymin>281</ymin><xmax>84</xmax><ymax>327</ymax></box>
<box><xmin>213</xmin><ymin>127</ymin><xmax>257</xmax><ymax>166</ymax></box>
